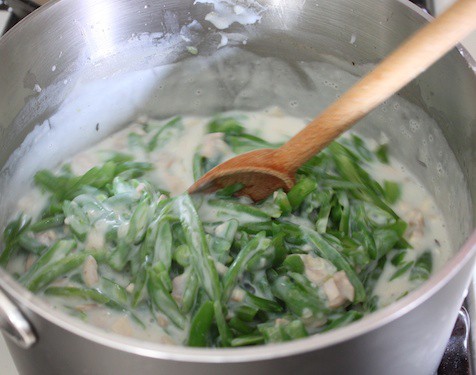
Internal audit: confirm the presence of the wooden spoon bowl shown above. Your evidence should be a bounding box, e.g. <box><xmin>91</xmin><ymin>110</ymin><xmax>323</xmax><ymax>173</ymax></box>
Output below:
<box><xmin>189</xmin><ymin>149</ymin><xmax>295</xmax><ymax>201</ymax></box>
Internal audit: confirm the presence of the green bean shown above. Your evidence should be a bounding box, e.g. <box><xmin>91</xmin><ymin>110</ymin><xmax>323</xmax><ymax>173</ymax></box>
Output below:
<box><xmin>128</xmin><ymin>132</ymin><xmax>145</xmax><ymax>150</ymax></box>
<box><xmin>282</xmin><ymin>254</ymin><xmax>304</xmax><ymax>274</ymax></box>
<box><xmin>227</xmin><ymin>134</ymin><xmax>280</xmax><ymax>154</ymax></box>
<box><xmin>45</xmin><ymin>286</ymin><xmax>110</xmax><ymax>304</ymax></box>
<box><xmin>151</xmin><ymin>220</ymin><xmax>171</xmax><ymax>269</ymax></box>
<box><xmin>271</xmin><ymin>275</ymin><xmax>326</xmax><ymax>322</ymax></box>
<box><xmin>222</xmin><ymin>233</ymin><xmax>271</xmax><ymax>302</ymax></box>
<box><xmin>46</xmin><ymin>285</ymin><xmax>144</xmax><ymax>328</ymax></box>
<box><xmin>207</xmin><ymin>199</ymin><xmax>278</xmax><ymax>221</ymax></box>
<box><xmin>282</xmin><ymin>320</ymin><xmax>308</xmax><ymax>340</ymax></box>
<box><xmin>235</xmin><ymin>304</ymin><xmax>259</xmax><ymax>322</ymax></box>
<box><xmin>271</xmin><ymin>232</ymin><xmax>288</xmax><ymax>267</ymax></box>
<box><xmin>147</xmin><ymin>267</ymin><xmax>186</xmax><ymax>329</ymax></box>
<box><xmin>177</xmin><ymin>195</ymin><xmax>222</xmax><ymax>301</ymax></box>
<box><xmin>215</xmin><ymin>183</ymin><xmax>245</xmax><ymax>199</ymax></box>
<box><xmin>244</xmin><ymin>292</ymin><xmax>283</xmax><ymax>313</ymax></box>
<box><xmin>373</xmin><ymin>229</ymin><xmax>401</xmax><ymax>260</ymax></box>
<box><xmin>131</xmin><ymin>266</ymin><xmax>148</xmax><ymax>307</ymax></box>
<box><xmin>25</xmin><ymin>252</ymin><xmax>88</xmax><ymax>292</ymax></box>
<box><xmin>148</xmin><ymin>117</ymin><xmax>182</xmax><ymax>152</ymax></box>
<box><xmin>246</xmin><ymin>244</ymin><xmax>275</xmax><ymax>272</ymax></box>
<box><xmin>178</xmin><ymin>195</ymin><xmax>230</xmax><ymax>345</ymax></box>
<box><xmin>322</xmin><ymin>310</ymin><xmax>363</xmax><ymax>332</ymax></box>
<box><xmin>18</xmin><ymin>235</ymin><xmax>47</xmax><ymax>255</ymax></box>
<box><xmin>187</xmin><ymin>300</ymin><xmax>214</xmax><ymax>347</ymax></box>
<box><xmin>383</xmin><ymin>181</ymin><xmax>401</xmax><ymax>204</ymax></box>
<box><xmin>302</xmin><ymin>228</ymin><xmax>366</xmax><ymax>302</ymax></box>
<box><xmin>207</xmin><ymin>116</ymin><xmax>245</xmax><ymax>135</ymax></box>
<box><xmin>410</xmin><ymin>251</ymin><xmax>432</xmax><ymax>281</ymax></box>
<box><xmin>63</xmin><ymin>201</ymin><xmax>90</xmax><ymax>241</ymax></box>
<box><xmin>192</xmin><ymin>152</ymin><xmax>206</xmax><ymax>181</ymax></box>
<box><xmin>230</xmin><ymin>335</ymin><xmax>264</xmax><ymax>347</ymax></box>
<box><xmin>109</xmin><ymin>240</ymin><xmax>133</xmax><ymax>272</ymax></box>
<box><xmin>173</xmin><ymin>244</ymin><xmax>191</xmax><ymax>267</ymax></box>
<box><xmin>391</xmin><ymin>250</ymin><xmax>407</xmax><ymax>267</ymax></box>
<box><xmin>181</xmin><ymin>271</ymin><xmax>199</xmax><ymax>314</ymax></box>
<box><xmin>0</xmin><ymin>215</ymin><xmax>31</xmax><ymax>265</ymax></box>
<box><xmin>99</xmin><ymin>277</ymin><xmax>128</xmax><ymax>305</ymax></box>
<box><xmin>349</xmin><ymin>135</ymin><xmax>374</xmax><ymax>162</ymax></box>
<box><xmin>375</xmin><ymin>144</ymin><xmax>389</xmax><ymax>164</ymax></box>
<box><xmin>30</xmin><ymin>214</ymin><xmax>65</xmax><ymax>232</ymax></box>
<box><xmin>258</xmin><ymin>319</ymin><xmax>307</xmax><ymax>343</ymax></box>
<box><xmin>390</xmin><ymin>262</ymin><xmax>414</xmax><ymax>281</ymax></box>
<box><xmin>287</xmin><ymin>178</ymin><xmax>317</xmax><ymax>211</ymax></box>
<box><xmin>20</xmin><ymin>239</ymin><xmax>76</xmax><ymax>285</ymax></box>
<box><xmin>126</xmin><ymin>199</ymin><xmax>153</xmax><ymax>245</ymax></box>
<box><xmin>273</xmin><ymin>190</ymin><xmax>292</xmax><ymax>216</ymax></box>
<box><xmin>213</xmin><ymin>300</ymin><xmax>231</xmax><ymax>347</ymax></box>
<box><xmin>229</xmin><ymin>316</ymin><xmax>255</xmax><ymax>335</ymax></box>
<box><xmin>315</xmin><ymin>193</ymin><xmax>332</xmax><ymax>234</ymax></box>
<box><xmin>336</xmin><ymin>191</ymin><xmax>350</xmax><ymax>234</ymax></box>
<box><xmin>258</xmin><ymin>323</ymin><xmax>285</xmax><ymax>342</ymax></box>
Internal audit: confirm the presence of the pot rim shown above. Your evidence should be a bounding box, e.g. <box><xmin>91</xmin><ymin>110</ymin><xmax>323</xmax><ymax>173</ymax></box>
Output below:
<box><xmin>0</xmin><ymin>0</ymin><xmax>476</xmax><ymax>363</ymax></box>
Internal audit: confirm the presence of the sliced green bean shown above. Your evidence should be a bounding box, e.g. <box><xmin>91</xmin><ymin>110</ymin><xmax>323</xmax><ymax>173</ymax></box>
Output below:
<box><xmin>187</xmin><ymin>300</ymin><xmax>214</xmax><ymax>347</ymax></box>
<box><xmin>410</xmin><ymin>251</ymin><xmax>432</xmax><ymax>281</ymax></box>
<box><xmin>287</xmin><ymin>178</ymin><xmax>317</xmax><ymax>211</ymax></box>
<box><xmin>303</xmin><ymin>228</ymin><xmax>366</xmax><ymax>303</ymax></box>
<box><xmin>222</xmin><ymin>233</ymin><xmax>271</xmax><ymax>302</ymax></box>
<box><xmin>20</xmin><ymin>239</ymin><xmax>76</xmax><ymax>285</ymax></box>
<box><xmin>30</xmin><ymin>214</ymin><xmax>65</xmax><ymax>232</ymax></box>
<box><xmin>177</xmin><ymin>195</ymin><xmax>222</xmax><ymax>301</ymax></box>
<box><xmin>147</xmin><ymin>267</ymin><xmax>186</xmax><ymax>329</ymax></box>
<box><xmin>25</xmin><ymin>252</ymin><xmax>88</xmax><ymax>292</ymax></box>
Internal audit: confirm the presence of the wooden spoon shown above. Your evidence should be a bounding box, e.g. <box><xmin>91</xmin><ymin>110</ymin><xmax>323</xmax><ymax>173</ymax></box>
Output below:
<box><xmin>189</xmin><ymin>0</ymin><xmax>476</xmax><ymax>201</ymax></box>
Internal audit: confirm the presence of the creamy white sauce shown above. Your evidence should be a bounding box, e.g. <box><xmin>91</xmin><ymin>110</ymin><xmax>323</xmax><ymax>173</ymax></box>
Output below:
<box><xmin>195</xmin><ymin>0</ymin><xmax>265</xmax><ymax>30</ymax></box>
<box><xmin>8</xmin><ymin>109</ymin><xmax>451</xmax><ymax>316</ymax></box>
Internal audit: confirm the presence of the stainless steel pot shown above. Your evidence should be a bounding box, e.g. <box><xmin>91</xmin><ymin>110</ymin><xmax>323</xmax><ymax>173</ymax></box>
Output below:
<box><xmin>0</xmin><ymin>0</ymin><xmax>475</xmax><ymax>374</ymax></box>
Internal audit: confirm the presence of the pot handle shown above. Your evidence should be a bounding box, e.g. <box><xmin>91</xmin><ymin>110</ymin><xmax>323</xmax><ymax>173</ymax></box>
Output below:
<box><xmin>0</xmin><ymin>288</ymin><xmax>36</xmax><ymax>349</ymax></box>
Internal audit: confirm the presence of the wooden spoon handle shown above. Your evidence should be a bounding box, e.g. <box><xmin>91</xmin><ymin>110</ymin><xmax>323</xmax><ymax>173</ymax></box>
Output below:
<box><xmin>277</xmin><ymin>0</ymin><xmax>476</xmax><ymax>172</ymax></box>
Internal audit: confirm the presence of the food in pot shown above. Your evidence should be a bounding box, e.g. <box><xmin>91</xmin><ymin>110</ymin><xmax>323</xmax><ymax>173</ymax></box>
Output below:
<box><xmin>0</xmin><ymin>109</ymin><xmax>450</xmax><ymax>347</ymax></box>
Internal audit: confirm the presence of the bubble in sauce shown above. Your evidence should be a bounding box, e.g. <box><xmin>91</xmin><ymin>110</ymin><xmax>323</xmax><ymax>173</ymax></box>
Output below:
<box><xmin>436</xmin><ymin>162</ymin><xmax>444</xmax><ymax>176</ymax></box>
<box><xmin>409</xmin><ymin>119</ymin><xmax>420</xmax><ymax>132</ymax></box>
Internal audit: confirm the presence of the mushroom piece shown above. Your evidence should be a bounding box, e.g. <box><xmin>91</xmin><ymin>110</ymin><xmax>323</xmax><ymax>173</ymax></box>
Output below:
<box><xmin>300</xmin><ymin>254</ymin><xmax>336</xmax><ymax>286</ymax></box>
<box><xmin>230</xmin><ymin>288</ymin><xmax>245</xmax><ymax>303</ymax></box>
<box><xmin>156</xmin><ymin>314</ymin><xmax>169</xmax><ymax>328</ymax></box>
<box><xmin>111</xmin><ymin>315</ymin><xmax>134</xmax><ymax>336</ymax></box>
<box><xmin>82</xmin><ymin>255</ymin><xmax>99</xmax><ymax>287</ymax></box>
<box><xmin>200</xmin><ymin>132</ymin><xmax>231</xmax><ymax>160</ymax></box>
<box><xmin>171</xmin><ymin>273</ymin><xmax>187</xmax><ymax>304</ymax></box>
<box><xmin>333</xmin><ymin>270</ymin><xmax>355</xmax><ymax>302</ymax></box>
<box><xmin>323</xmin><ymin>278</ymin><xmax>347</xmax><ymax>308</ymax></box>
<box><xmin>24</xmin><ymin>254</ymin><xmax>38</xmax><ymax>272</ymax></box>
<box><xmin>405</xmin><ymin>209</ymin><xmax>425</xmax><ymax>241</ymax></box>
<box><xmin>35</xmin><ymin>230</ymin><xmax>58</xmax><ymax>247</ymax></box>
